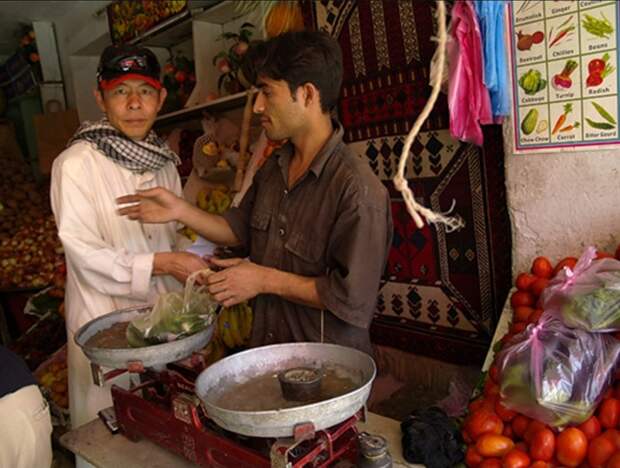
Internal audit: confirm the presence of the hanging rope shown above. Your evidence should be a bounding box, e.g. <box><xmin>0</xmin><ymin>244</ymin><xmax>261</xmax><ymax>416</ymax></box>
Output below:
<box><xmin>392</xmin><ymin>0</ymin><xmax>465</xmax><ymax>233</ymax></box>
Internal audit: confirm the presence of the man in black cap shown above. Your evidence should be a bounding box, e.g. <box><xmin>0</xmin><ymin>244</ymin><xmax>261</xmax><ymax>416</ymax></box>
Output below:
<box><xmin>50</xmin><ymin>44</ymin><xmax>207</xmax><ymax>460</ymax></box>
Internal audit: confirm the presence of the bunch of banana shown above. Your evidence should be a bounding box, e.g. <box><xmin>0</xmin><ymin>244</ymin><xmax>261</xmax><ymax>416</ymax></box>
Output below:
<box><xmin>218</xmin><ymin>302</ymin><xmax>253</xmax><ymax>349</ymax></box>
<box><xmin>197</xmin><ymin>188</ymin><xmax>231</xmax><ymax>215</ymax></box>
<box><xmin>202</xmin><ymin>336</ymin><xmax>227</xmax><ymax>367</ymax></box>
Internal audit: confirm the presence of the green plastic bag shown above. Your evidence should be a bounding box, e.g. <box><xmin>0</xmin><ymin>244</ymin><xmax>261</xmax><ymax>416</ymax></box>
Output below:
<box><xmin>127</xmin><ymin>269</ymin><xmax>218</xmax><ymax>347</ymax></box>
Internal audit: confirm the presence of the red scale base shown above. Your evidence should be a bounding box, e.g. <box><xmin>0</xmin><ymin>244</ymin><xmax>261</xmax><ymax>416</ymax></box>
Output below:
<box><xmin>110</xmin><ymin>360</ymin><xmax>361</xmax><ymax>467</ymax></box>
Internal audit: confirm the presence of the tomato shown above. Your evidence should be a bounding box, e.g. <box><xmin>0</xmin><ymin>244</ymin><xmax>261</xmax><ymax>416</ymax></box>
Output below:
<box><xmin>512</xmin><ymin>415</ymin><xmax>531</xmax><ymax>439</ymax></box>
<box><xmin>602</xmin><ymin>429</ymin><xmax>620</xmax><ymax>450</ymax></box>
<box><xmin>489</xmin><ymin>365</ymin><xmax>501</xmax><ymax>384</ymax></box>
<box><xmin>478</xmin><ymin>459</ymin><xmax>502</xmax><ymax>468</ymax></box>
<box><xmin>556</xmin><ymin>427</ymin><xmax>588</xmax><ymax>467</ymax></box>
<box><xmin>524</xmin><ymin>420</ymin><xmax>548</xmax><ymax>444</ymax></box>
<box><xmin>484</xmin><ymin>380</ymin><xmax>500</xmax><ymax>400</ymax></box>
<box><xmin>509</xmin><ymin>322</ymin><xmax>527</xmax><ymax>335</ymax></box>
<box><xmin>516</xmin><ymin>272</ymin><xmax>536</xmax><ymax>291</ymax></box>
<box><xmin>511</xmin><ymin>290</ymin><xmax>535</xmax><ymax>308</ymax></box>
<box><xmin>495</xmin><ymin>400</ymin><xmax>517</xmax><ymax>422</ymax></box>
<box><xmin>596</xmin><ymin>251</ymin><xmax>615</xmax><ymax>260</ymax></box>
<box><xmin>476</xmin><ymin>434</ymin><xmax>515</xmax><ymax>457</ymax></box>
<box><xmin>599</xmin><ymin>398</ymin><xmax>620</xmax><ymax>429</ymax></box>
<box><xmin>502</xmin><ymin>448</ymin><xmax>530</xmax><ymax>468</ymax></box>
<box><xmin>580</xmin><ymin>415</ymin><xmax>603</xmax><ymax>441</ymax></box>
<box><xmin>553</xmin><ymin>256</ymin><xmax>578</xmax><ymax>276</ymax></box>
<box><xmin>530</xmin><ymin>428</ymin><xmax>556</xmax><ymax>462</ymax></box>
<box><xmin>607</xmin><ymin>451</ymin><xmax>620</xmax><ymax>468</ymax></box>
<box><xmin>465</xmin><ymin>445</ymin><xmax>484</xmax><ymax>467</ymax></box>
<box><xmin>531</xmin><ymin>257</ymin><xmax>554</xmax><ymax>279</ymax></box>
<box><xmin>469</xmin><ymin>398</ymin><xmax>486</xmax><ymax>413</ymax></box>
<box><xmin>513</xmin><ymin>306</ymin><xmax>534</xmax><ymax>323</ymax></box>
<box><xmin>530</xmin><ymin>462</ymin><xmax>551</xmax><ymax>468</ymax></box>
<box><xmin>528</xmin><ymin>309</ymin><xmax>544</xmax><ymax>325</ymax></box>
<box><xmin>588</xmin><ymin>435</ymin><xmax>615</xmax><ymax>467</ymax></box>
<box><xmin>530</xmin><ymin>277</ymin><xmax>550</xmax><ymax>298</ymax></box>
<box><xmin>465</xmin><ymin>409</ymin><xmax>504</xmax><ymax>441</ymax></box>
<box><xmin>503</xmin><ymin>424</ymin><xmax>514</xmax><ymax>439</ymax></box>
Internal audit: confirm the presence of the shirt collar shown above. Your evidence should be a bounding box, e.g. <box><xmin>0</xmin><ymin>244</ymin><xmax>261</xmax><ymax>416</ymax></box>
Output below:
<box><xmin>276</xmin><ymin>120</ymin><xmax>344</xmax><ymax>180</ymax></box>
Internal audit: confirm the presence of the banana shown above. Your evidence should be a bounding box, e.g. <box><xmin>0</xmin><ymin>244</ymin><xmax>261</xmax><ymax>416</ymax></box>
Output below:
<box><xmin>218</xmin><ymin>308</ymin><xmax>236</xmax><ymax>349</ymax></box>
<box><xmin>239</xmin><ymin>303</ymin><xmax>253</xmax><ymax>343</ymax></box>
<box><xmin>227</xmin><ymin>306</ymin><xmax>244</xmax><ymax>348</ymax></box>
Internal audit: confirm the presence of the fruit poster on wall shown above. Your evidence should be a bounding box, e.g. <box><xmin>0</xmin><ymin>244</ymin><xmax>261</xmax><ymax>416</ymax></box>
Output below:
<box><xmin>510</xmin><ymin>0</ymin><xmax>620</xmax><ymax>153</ymax></box>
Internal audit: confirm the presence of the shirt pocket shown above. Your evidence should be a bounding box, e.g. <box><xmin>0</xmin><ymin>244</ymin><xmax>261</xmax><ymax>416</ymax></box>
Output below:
<box><xmin>284</xmin><ymin>229</ymin><xmax>325</xmax><ymax>275</ymax></box>
<box><xmin>249</xmin><ymin>209</ymin><xmax>271</xmax><ymax>261</ymax></box>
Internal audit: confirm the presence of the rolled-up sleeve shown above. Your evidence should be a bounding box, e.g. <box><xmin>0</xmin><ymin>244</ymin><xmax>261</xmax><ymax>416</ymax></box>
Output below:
<box><xmin>315</xmin><ymin>194</ymin><xmax>392</xmax><ymax>329</ymax></box>
<box><xmin>51</xmin><ymin>159</ymin><xmax>154</xmax><ymax>301</ymax></box>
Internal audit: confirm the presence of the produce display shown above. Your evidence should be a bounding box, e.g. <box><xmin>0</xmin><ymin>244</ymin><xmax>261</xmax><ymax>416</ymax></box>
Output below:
<box><xmin>463</xmin><ymin>247</ymin><xmax>620</xmax><ymax>467</ymax></box>
<box><xmin>35</xmin><ymin>345</ymin><xmax>68</xmax><ymax>410</ymax></box>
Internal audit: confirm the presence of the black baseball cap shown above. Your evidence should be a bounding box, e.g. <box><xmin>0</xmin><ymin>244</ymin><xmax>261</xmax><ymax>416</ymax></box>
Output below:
<box><xmin>97</xmin><ymin>44</ymin><xmax>162</xmax><ymax>90</ymax></box>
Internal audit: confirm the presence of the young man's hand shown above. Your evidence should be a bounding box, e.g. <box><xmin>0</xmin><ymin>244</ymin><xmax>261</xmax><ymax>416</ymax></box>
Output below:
<box><xmin>153</xmin><ymin>251</ymin><xmax>209</xmax><ymax>283</ymax></box>
<box><xmin>117</xmin><ymin>187</ymin><xmax>187</xmax><ymax>223</ymax></box>
<box><xmin>206</xmin><ymin>257</ymin><xmax>268</xmax><ymax>307</ymax></box>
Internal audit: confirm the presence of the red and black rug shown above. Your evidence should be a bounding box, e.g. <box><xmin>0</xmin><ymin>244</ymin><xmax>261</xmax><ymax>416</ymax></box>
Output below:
<box><xmin>302</xmin><ymin>0</ymin><xmax>512</xmax><ymax>365</ymax></box>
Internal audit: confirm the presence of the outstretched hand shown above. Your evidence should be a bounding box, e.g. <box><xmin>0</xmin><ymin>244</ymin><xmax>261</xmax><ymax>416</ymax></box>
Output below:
<box><xmin>117</xmin><ymin>187</ymin><xmax>186</xmax><ymax>223</ymax></box>
<box><xmin>205</xmin><ymin>257</ymin><xmax>268</xmax><ymax>307</ymax></box>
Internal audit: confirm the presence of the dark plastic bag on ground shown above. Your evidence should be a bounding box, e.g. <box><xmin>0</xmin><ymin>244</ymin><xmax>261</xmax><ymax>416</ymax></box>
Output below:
<box><xmin>543</xmin><ymin>246</ymin><xmax>620</xmax><ymax>332</ymax></box>
<box><xmin>127</xmin><ymin>269</ymin><xmax>218</xmax><ymax>347</ymax></box>
<box><xmin>496</xmin><ymin>315</ymin><xmax>620</xmax><ymax>427</ymax></box>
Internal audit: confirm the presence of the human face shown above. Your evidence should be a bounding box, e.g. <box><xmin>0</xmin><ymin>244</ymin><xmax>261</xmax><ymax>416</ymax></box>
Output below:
<box><xmin>95</xmin><ymin>79</ymin><xmax>166</xmax><ymax>140</ymax></box>
<box><xmin>253</xmin><ymin>76</ymin><xmax>306</xmax><ymax>141</ymax></box>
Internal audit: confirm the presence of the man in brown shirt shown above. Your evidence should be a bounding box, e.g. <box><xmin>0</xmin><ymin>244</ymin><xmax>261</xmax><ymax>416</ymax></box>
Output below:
<box><xmin>118</xmin><ymin>31</ymin><xmax>392</xmax><ymax>354</ymax></box>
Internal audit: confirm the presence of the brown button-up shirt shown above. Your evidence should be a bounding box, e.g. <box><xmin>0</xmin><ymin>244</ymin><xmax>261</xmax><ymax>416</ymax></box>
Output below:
<box><xmin>223</xmin><ymin>122</ymin><xmax>392</xmax><ymax>354</ymax></box>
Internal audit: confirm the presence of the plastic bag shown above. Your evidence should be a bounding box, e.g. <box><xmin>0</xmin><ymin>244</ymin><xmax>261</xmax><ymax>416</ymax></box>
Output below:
<box><xmin>496</xmin><ymin>316</ymin><xmax>620</xmax><ymax>427</ymax></box>
<box><xmin>542</xmin><ymin>246</ymin><xmax>620</xmax><ymax>332</ymax></box>
<box><xmin>127</xmin><ymin>269</ymin><xmax>218</xmax><ymax>347</ymax></box>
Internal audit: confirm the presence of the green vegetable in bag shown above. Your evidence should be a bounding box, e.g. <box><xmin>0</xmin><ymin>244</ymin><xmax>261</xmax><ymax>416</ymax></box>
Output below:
<box><xmin>561</xmin><ymin>287</ymin><xmax>620</xmax><ymax>331</ymax></box>
<box><xmin>519</xmin><ymin>69</ymin><xmax>547</xmax><ymax>95</ymax></box>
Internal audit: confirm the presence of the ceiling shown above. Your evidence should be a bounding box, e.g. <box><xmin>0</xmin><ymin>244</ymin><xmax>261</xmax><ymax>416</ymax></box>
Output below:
<box><xmin>0</xmin><ymin>1</ymin><xmax>109</xmax><ymax>57</ymax></box>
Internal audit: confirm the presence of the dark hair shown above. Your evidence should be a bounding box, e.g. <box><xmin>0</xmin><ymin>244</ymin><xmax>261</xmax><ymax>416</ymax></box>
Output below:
<box><xmin>241</xmin><ymin>31</ymin><xmax>343</xmax><ymax>113</ymax></box>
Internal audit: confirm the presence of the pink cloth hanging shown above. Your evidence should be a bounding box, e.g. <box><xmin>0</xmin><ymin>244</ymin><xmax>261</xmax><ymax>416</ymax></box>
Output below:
<box><xmin>447</xmin><ymin>0</ymin><xmax>493</xmax><ymax>146</ymax></box>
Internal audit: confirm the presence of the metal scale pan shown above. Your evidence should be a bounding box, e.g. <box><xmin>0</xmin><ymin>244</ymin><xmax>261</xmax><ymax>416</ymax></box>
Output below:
<box><xmin>74</xmin><ymin>305</ymin><xmax>215</xmax><ymax>370</ymax></box>
<box><xmin>195</xmin><ymin>342</ymin><xmax>376</xmax><ymax>438</ymax></box>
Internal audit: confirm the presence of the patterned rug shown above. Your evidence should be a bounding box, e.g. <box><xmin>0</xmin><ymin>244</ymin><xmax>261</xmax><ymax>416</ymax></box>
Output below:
<box><xmin>302</xmin><ymin>0</ymin><xmax>512</xmax><ymax>365</ymax></box>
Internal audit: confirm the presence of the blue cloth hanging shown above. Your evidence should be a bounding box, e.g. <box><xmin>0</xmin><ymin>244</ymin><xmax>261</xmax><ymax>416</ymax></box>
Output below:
<box><xmin>473</xmin><ymin>0</ymin><xmax>510</xmax><ymax>119</ymax></box>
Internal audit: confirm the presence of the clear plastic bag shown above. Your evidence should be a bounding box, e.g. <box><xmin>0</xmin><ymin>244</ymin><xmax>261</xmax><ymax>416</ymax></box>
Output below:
<box><xmin>496</xmin><ymin>316</ymin><xmax>620</xmax><ymax>427</ymax></box>
<box><xmin>542</xmin><ymin>246</ymin><xmax>620</xmax><ymax>332</ymax></box>
<box><xmin>127</xmin><ymin>269</ymin><xmax>218</xmax><ymax>347</ymax></box>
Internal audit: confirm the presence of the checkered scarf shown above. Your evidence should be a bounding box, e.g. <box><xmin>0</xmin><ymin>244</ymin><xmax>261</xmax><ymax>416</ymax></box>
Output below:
<box><xmin>68</xmin><ymin>117</ymin><xmax>180</xmax><ymax>174</ymax></box>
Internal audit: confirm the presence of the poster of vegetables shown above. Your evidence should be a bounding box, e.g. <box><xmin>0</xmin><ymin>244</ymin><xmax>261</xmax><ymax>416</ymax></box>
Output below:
<box><xmin>511</xmin><ymin>0</ymin><xmax>620</xmax><ymax>152</ymax></box>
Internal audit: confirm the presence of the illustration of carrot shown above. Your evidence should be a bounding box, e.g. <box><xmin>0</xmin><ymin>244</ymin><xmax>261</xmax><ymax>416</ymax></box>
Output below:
<box><xmin>552</xmin><ymin>103</ymin><xmax>573</xmax><ymax>134</ymax></box>
<box><xmin>559</xmin><ymin>122</ymin><xmax>580</xmax><ymax>132</ymax></box>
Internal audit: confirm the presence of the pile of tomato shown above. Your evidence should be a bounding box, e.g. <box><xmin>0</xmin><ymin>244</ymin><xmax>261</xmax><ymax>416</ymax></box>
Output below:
<box><xmin>463</xmin><ymin>246</ymin><xmax>620</xmax><ymax>467</ymax></box>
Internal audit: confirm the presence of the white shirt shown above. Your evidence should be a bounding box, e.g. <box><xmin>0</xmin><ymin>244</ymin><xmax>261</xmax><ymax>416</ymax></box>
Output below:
<box><xmin>51</xmin><ymin>141</ymin><xmax>182</xmax><ymax>335</ymax></box>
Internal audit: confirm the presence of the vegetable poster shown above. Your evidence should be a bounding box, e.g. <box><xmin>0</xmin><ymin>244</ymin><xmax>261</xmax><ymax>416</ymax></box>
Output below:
<box><xmin>510</xmin><ymin>0</ymin><xmax>620</xmax><ymax>153</ymax></box>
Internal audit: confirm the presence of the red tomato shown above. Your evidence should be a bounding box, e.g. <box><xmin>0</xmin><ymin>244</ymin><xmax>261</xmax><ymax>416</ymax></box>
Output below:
<box><xmin>513</xmin><ymin>306</ymin><xmax>534</xmax><ymax>323</ymax></box>
<box><xmin>553</xmin><ymin>256</ymin><xmax>578</xmax><ymax>276</ymax></box>
<box><xmin>510</xmin><ymin>322</ymin><xmax>527</xmax><ymax>335</ymax></box>
<box><xmin>476</xmin><ymin>434</ymin><xmax>515</xmax><ymax>458</ymax></box>
<box><xmin>511</xmin><ymin>290</ymin><xmax>535</xmax><ymax>308</ymax></box>
<box><xmin>489</xmin><ymin>365</ymin><xmax>501</xmax><ymax>384</ymax></box>
<box><xmin>530</xmin><ymin>428</ymin><xmax>556</xmax><ymax>462</ymax></box>
<box><xmin>465</xmin><ymin>409</ymin><xmax>504</xmax><ymax>441</ymax></box>
<box><xmin>512</xmin><ymin>415</ymin><xmax>531</xmax><ymax>439</ymax></box>
<box><xmin>531</xmin><ymin>257</ymin><xmax>554</xmax><ymax>279</ymax></box>
<box><xmin>524</xmin><ymin>420</ymin><xmax>548</xmax><ymax>444</ymax></box>
<box><xmin>580</xmin><ymin>415</ymin><xmax>603</xmax><ymax>441</ymax></box>
<box><xmin>528</xmin><ymin>309</ymin><xmax>544</xmax><ymax>325</ymax></box>
<box><xmin>530</xmin><ymin>277</ymin><xmax>550</xmax><ymax>298</ymax></box>
<box><xmin>588</xmin><ymin>435</ymin><xmax>615</xmax><ymax>467</ymax></box>
<box><xmin>530</xmin><ymin>462</ymin><xmax>551</xmax><ymax>468</ymax></box>
<box><xmin>495</xmin><ymin>400</ymin><xmax>517</xmax><ymax>422</ymax></box>
<box><xmin>607</xmin><ymin>451</ymin><xmax>620</xmax><ymax>468</ymax></box>
<box><xmin>479</xmin><ymin>459</ymin><xmax>502</xmax><ymax>468</ymax></box>
<box><xmin>484</xmin><ymin>380</ymin><xmax>500</xmax><ymax>400</ymax></box>
<box><xmin>469</xmin><ymin>398</ymin><xmax>486</xmax><ymax>413</ymax></box>
<box><xmin>556</xmin><ymin>427</ymin><xmax>588</xmax><ymax>467</ymax></box>
<box><xmin>502</xmin><ymin>448</ymin><xmax>530</xmax><ymax>468</ymax></box>
<box><xmin>516</xmin><ymin>272</ymin><xmax>536</xmax><ymax>291</ymax></box>
<box><xmin>465</xmin><ymin>445</ymin><xmax>484</xmax><ymax>467</ymax></box>
<box><xmin>503</xmin><ymin>424</ymin><xmax>514</xmax><ymax>439</ymax></box>
<box><xmin>602</xmin><ymin>429</ymin><xmax>620</xmax><ymax>450</ymax></box>
<box><xmin>599</xmin><ymin>399</ymin><xmax>620</xmax><ymax>429</ymax></box>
